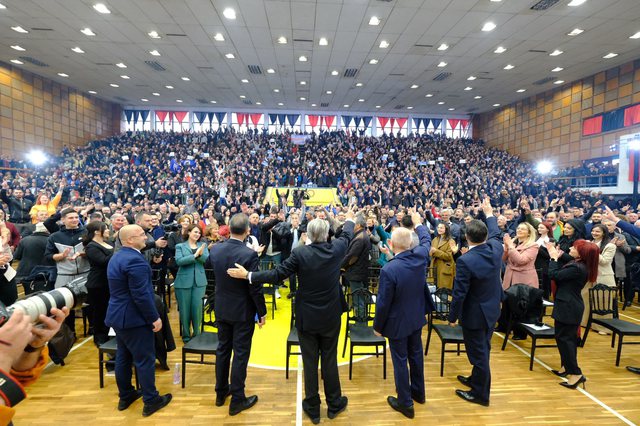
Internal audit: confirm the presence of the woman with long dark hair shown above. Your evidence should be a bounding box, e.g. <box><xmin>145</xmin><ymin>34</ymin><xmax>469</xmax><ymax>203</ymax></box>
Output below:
<box><xmin>585</xmin><ymin>223</ymin><xmax>617</xmax><ymax>331</ymax></box>
<box><xmin>82</xmin><ymin>220</ymin><xmax>113</xmax><ymax>346</ymax></box>
<box><xmin>547</xmin><ymin>239</ymin><xmax>599</xmax><ymax>389</ymax></box>
<box><xmin>430</xmin><ymin>222</ymin><xmax>457</xmax><ymax>289</ymax></box>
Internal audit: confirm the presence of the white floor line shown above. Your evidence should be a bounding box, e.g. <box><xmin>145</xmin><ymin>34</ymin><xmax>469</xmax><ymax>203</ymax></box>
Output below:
<box><xmin>494</xmin><ymin>332</ymin><xmax>637</xmax><ymax>426</ymax></box>
<box><xmin>619</xmin><ymin>312</ymin><xmax>640</xmax><ymax>322</ymax></box>
<box><xmin>44</xmin><ymin>336</ymin><xmax>93</xmax><ymax>370</ymax></box>
<box><xmin>296</xmin><ymin>355</ymin><xmax>302</xmax><ymax>426</ymax></box>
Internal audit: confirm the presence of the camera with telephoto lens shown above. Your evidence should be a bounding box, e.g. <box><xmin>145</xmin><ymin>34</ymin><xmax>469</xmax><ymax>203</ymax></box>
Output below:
<box><xmin>0</xmin><ymin>276</ymin><xmax>87</xmax><ymax>326</ymax></box>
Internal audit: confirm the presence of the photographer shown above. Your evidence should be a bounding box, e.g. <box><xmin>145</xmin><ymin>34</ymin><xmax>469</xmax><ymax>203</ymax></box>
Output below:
<box><xmin>0</xmin><ymin>306</ymin><xmax>69</xmax><ymax>425</ymax></box>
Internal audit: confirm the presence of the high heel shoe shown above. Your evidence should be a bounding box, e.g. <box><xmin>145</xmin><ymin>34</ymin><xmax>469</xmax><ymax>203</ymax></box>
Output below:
<box><xmin>551</xmin><ymin>369</ymin><xmax>568</xmax><ymax>377</ymax></box>
<box><xmin>559</xmin><ymin>376</ymin><xmax>587</xmax><ymax>389</ymax></box>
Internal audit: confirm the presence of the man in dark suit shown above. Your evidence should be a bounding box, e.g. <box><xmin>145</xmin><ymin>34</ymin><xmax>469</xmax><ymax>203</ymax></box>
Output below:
<box><xmin>374</xmin><ymin>210</ymin><xmax>435</xmax><ymax>418</ymax></box>
<box><xmin>448</xmin><ymin>197</ymin><xmax>503</xmax><ymax>406</ymax></box>
<box><xmin>105</xmin><ymin>225</ymin><xmax>172</xmax><ymax>417</ymax></box>
<box><xmin>228</xmin><ymin>207</ymin><xmax>356</xmax><ymax>424</ymax></box>
<box><xmin>209</xmin><ymin>213</ymin><xmax>267</xmax><ymax>416</ymax></box>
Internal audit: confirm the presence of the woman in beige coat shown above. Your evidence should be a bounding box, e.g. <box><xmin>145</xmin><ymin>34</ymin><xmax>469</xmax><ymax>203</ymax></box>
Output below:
<box><xmin>430</xmin><ymin>223</ymin><xmax>457</xmax><ymax>289</ymax></box>
<box><xmin>502</xmin><ymin>222</ymin><xmax>539</xmax><ymax>290</ymax></box>
<box><xmin>583</xmin><ymin>224</ymin><xmax>616</xmax><ymax>329</ymax></box>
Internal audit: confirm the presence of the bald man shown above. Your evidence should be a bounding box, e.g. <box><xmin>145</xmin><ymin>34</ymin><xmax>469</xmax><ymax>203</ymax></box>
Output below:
<box><xmin>374</xmin><ymin>211</ymin><xmax>434</xmax><ymax>418</ymax></box>
<box><xmin>105</xmin><ymin>225</ymin><xmax>172</xmax><ymax>417</ymax></box>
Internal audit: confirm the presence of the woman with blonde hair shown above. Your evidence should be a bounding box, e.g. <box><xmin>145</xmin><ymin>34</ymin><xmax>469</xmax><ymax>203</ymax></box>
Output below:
<box><xmin>29</xmin><ymin>182</ymin><xmax>64</xmax><ymax>223</ymax></box>
<box><xmin>502</xmin><ymin>222</ymin><xmax>539</xmax><ymax>289</ymax></box>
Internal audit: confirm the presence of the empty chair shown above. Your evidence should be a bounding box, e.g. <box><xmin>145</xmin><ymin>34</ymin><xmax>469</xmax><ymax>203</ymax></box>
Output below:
<box><xmin>424</xmin><ymin>287</ymin><xmax>465</xmax><ymax>376</ymax></box>
<box><xmin>181</xmin><ymin>294</ymin><xmax>219</xmax><ymax>387</ymax></box>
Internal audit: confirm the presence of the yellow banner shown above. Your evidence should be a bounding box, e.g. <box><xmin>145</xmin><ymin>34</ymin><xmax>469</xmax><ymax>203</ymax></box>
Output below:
<box><xmin>264</xmin><ymin>187</ymin><xmax>340</xmax><ymax>207</ymax></box>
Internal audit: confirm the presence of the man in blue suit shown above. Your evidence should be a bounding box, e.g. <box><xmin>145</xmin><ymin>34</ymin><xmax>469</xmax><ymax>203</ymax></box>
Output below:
<box><xmin>374</xmin><ymin>210</ymin><xmax>435</xmax><ymax>419</ymax></box>
<box><xmin>448</xmin><ymin>197</ymin><xmax>503</xmax><ymax>406</ymax></box>
<box><xmin>105</xmin><ymin>225</ymin><xmax>172</xmax><ymax>417</ymax></box>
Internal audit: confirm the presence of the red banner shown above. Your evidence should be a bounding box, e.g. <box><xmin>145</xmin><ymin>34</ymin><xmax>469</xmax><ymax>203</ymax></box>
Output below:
<box><xmin>390</xmin><ymin>118</ymin><xmax>396</xmax><ymax>131</ymax></box>
<box><xmin>582</xmin><ymin>116</ymin><xmax>602</xmax><ymax>136</ymax></box>
<box><xmin>173</xmin><ymin>111</ymin><xmax>188</xmax><ymax>123</ymax></box>
<box><xmin>448</xmin><ymin>119</ymin><xmax>460</xmax><ymax>130</ymax></box>
<box><xmin>396</xmin><ymin>118</ymin><xmax>407</xmax><ymax>129</ymax></box>
<box><xmin>236</xmin><ymin>113</ymin><xmax>246</xmax><ymax>126</ymax></box>
<box><xmin>250</xmin><ymin>113</ymin><xmax>262</xmax><ymax>126</ymax></box>
<box><xmin>308</xmin><ymin>115</ymin><xmax>319</xmax><ymax>128</ymax></box>
<box><xmin>460</xmin><ymin>119</ymin><xmax>469</xmax><ymax>129</ymax></box>
<box><xmin>323</xmin><ymin>115</ymin><xmax>335</xmax><ymax>128</ymax></box>
<box><xmin>156</xmin><ymin>110</ymin><xmax>168</xmax><ymax>122</ymax></box>
<box><xmin>378</xmin><ymin>116</ymin><xmax>389</xmax><ymax>129</ymax></box>
<box><xmin>624</xmin><ymin>105</ymin><xmax>640</xmax><ymax>127</ymax></box>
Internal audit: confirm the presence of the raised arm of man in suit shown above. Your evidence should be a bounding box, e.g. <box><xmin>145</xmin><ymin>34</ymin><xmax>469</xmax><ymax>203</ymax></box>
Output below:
<box><xmin>412</xmin><ymin>211</ymin><xmax>431</xmax><ymax>258</ymax></box>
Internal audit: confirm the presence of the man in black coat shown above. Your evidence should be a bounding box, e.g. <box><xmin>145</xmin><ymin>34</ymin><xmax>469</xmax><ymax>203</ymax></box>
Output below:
<box><xmin>341</xmin><ymin>214</ymin><xmax>371</xmax><ymax>322</ymax></box>
<box><xmin>209</xmin><ymin>213</ymin><xmax>267</xmax><ymax>416</ymax></box>
<box><xmin>228</xmin><ymin>207</ymin><xmax>356</xmax><ymax>424</ymax></box>
<box><xmin>13</xmin><ymin>222</ymin><xmax>55</xmax><ymax>285</ymax></box>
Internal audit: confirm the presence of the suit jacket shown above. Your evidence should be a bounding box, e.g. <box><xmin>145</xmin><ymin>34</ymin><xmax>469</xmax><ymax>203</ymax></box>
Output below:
<box><xmin>548</xmin><ymin>259</ymin><xmax>587</xmax><ymax>325</ymax></box>
<box><xmin>105</xmin><ymin>247</ymin><xmax>160</xmax><ymax>330</ymax></box>
<box><xmin>374</xmin><ymin>225</ymin><xmax>436</xmax><ymax>338</ymax></box>
<box><xmin>448</xmin><ymin>216</ymin><xmax>504</xmax><ymax>330</ymax></box>
<box><xmin>209</xmin><ymin>238</ymin><xmax>267</xmax><ymax>322</ymax></box>
<box><xmin>251</xmin><ymin>220</ymin><xmax>355</xmax><ymax>333</ymax></box>
<box><xmin>174</xmin><ymin>241</ymin><xmax>208</xmax><ymax>288</ymax></box>
<box><xmin>85</xmin><ymin>241</ymin><xmax>113</xmax><ymax>289</ymax></box>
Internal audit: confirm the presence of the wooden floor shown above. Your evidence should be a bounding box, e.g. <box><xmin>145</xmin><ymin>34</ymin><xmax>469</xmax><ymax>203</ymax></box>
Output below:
<box><xmin>13</xmin><ymin>294</ymin><xmax>640</xmax><ymax>425</ymax></box>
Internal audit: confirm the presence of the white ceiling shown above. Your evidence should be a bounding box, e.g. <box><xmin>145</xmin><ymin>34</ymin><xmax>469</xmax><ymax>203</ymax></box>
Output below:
<box><xmin>1</xmin><ymin>0</ymin><xmax>640</xmax><ymax>115</ymax></box>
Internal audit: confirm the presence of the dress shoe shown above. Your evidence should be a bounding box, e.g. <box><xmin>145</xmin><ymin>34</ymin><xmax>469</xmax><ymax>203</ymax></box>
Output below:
<box><xmin>512</xmin><ymin>335</ymin><xmax>526</xmax><ymax>341</ymax></box>
<box><xmin>142</xmin><ymin>393</ymin><xmax>172</xmax><ymax>417</ymax></box>
<box><xmin>327</xmin><ymin>396</ymin><xmax>348</xmax><ymax>419</ymax></box>
<box><xmin>626</xmin><ymin>366</ymin><xmax>640</xmax><ymax>375</ymax></box>
<box><xmin>455</xmin><ymin>390</ymin><xmax>489</xmax><ymax>407</ymax></box>
<box><xmin>457</xmin><ymin>375</ymin><xmax>472</xmax><ymax>387</ymax></box>
<box><xmin>229</xmin><ymin>395</ymin><xmax>258</xmax><ymax>416</ymax></box>
<box><xmin>559</xmin><ymin>375</ymin><xmax>586</xmax><ymax>389</ymax></box>
<box><xmin>624</xmin><ymin>300</ymin><xmax>632</xmax><ymax>308</ymax></box>
<box><xmin>387</xmin><ymin>396</ymin><xmax>415</xmax><ymax>419</ymax></box>
<box><xmin>118</xmin><ymin>390</ymin><xmax>142</xmax><ymax>411</ymax></box>
<box><xmin>302</xmin><ymin>399</ymin><xmax>320</xmax><ymax>424</ymax></box>
<box><xmin>303</xmin><ymin>408</ymin><xmax>320</xmax><ymax>425</ymax></box>
<box><xmin>551</xmin><ymin>369</ymin><xmax>568</xmax><ymax>378</ymax></box>
<box><xmin>157</xmin><ymin>360</ymin><xmax>170</xmax><ymax>371</ymax></box>
<box><xmin>215</xmin><ymin>391</ymin><xmax>230</xmax><ymax>407</ymax></box>
<box><xmin>411</xmin><ymin>392</ymin><xmax>425</xmax><ymax>404</ymax></box>
<box><xmin>287</xmin><ymin>292</ymin><xmax>296</xmax><ymax>299</ymax></box>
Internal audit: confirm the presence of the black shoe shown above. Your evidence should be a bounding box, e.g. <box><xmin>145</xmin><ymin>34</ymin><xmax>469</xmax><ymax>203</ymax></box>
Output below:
<box><xmin>624</xmin><ymin>301</ymin><xmax>632</xmax><ymax>308</ymax></box>
<box><xmin>142</xmin><ymin>394</ymin><xmax>172</xmax><ymax>417</ymax></box>
<box><xmin>411</xmin><ymin>392</ymin><xmax>425</xmax><ymax>404</ymax></box>
<box><xmin>327</xmin><ymin>396</ymin><xmax>348</xmax><ymax>419</ymax></box>
<box><xmin>215</xmin><ymin>391</ymin><xmax>230</xmax><ymax>407</ymax></box>
<box><xmin>303</xmin><ymin>408</ymin><xmax>320</xmax><ymax>425</ymax></box>
<box><xmin>455</xmin><ymin>390</ymin><xmax>489</xmax><ymax>407</ymax></box>
<box><xmin>287</xmin><ymin>292</ymin><xmax>296</xmax><ymax>299</ymax></box>
<box><xmin>626</xmin><ymin>366</ymin><xmax>640</xmax><ymax>375</ymax></box>
<box><xmin>118</xmin><ymin>390</ymin><xmax>142</xmax><ymax>411</ymax></box>
<box><xmin>157</xmin><ymin>360</ymin><xmax>170</xmax><ymax>371</ymax></box>
<box><xmin>551</xmin><ymin>369</ymin><xmax>568</xmax><ymax>377</ymax></box>
<box><xmin>229</xmin><ymin>395</ymin><xmax>258</xmax><ymax>416</ymax></box>
<box><xmin>457</xmin><ymin>375</ymin><xmax>472</xmax><ymax>387</ymax></box>
<box><xmin>559</xmin><ymin>376</ymin><xmax>587</xmax><ymax>389</ymax></box>
<box><xmin>387</xmin><ymin>396</ymin><xmax>415</xmax><ymax>419</ymax></box>
<box><xmin>512</xmin><ymin>335</ymin><xmax>526</xmax><ymax>341</ymax></box>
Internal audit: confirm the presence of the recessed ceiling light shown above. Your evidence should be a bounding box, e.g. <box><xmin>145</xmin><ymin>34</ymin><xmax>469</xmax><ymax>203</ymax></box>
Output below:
<box><xmin>300</xmin><ymin>81</ymin><xmax>306</xmax><ymax>85</ymax></box>
<box><xmin>88</xmin><ymin>90</ymin><xmax>97</xmax><ymax>94</ymax></box>
<box><xmin>300</xmin><ymin>97</ymin><xmax>306</xmax><ymax>100</ymax></box>
<box><xmin>369</xmin><ymin>16</ymin><xmax>380</xmax><ymax>26</ymax></box>
<box><xmin>241</xmin><ymin>79</ymin><xmax>249</xmax><ymax>83</ymax></box>
<box><xmin>222</xmin><ymin>8</ymin><xmax>236</xmax><ymax>19</ymax></box>
<box><xmin>176</xmin><ymin>99</ymin><xmax>183</xmax><ymax>103</ymax></box>
<box><xmin>225</xmin><ymin>53</ymin><xmax>235</xmax><ymax>59</ymax></box>
<box><xmin>549</xmin><ymin>49</ymin><xmax>563</xmax><ymax>56</ymax></box>
<box><xmin>93</xmin><ymin>3</ymin><xmax>111</xmax><ymax>14</ymax></box>
<box><xmin>149</xmin><ymin>49</ymin><xmax>161</xmax><ymax>56</ymax></box>
<box><xmin>278</xmin><ymin>102</ymin><xmax>284</xmax><ymax>106</ymax></box>
<box><xmin>425</xmin><ymin>93</ymin><xmax>433</xmax><ymax>97</ymax></box>
<box><xmin>437</xmin><ymin>43</ymin><xmax>449</xmax><ymax>51</ymax></box>
<box><xmin>81</xmin><ymin>28</ymin><xmax>96</xmax><ymax>36</ymax></box>
<box><xmin>407</xmin><ymin>106</ymin><xmax>413</xmax><ymax>109</ymax></box>
<box><xmin>165</xmin><ymin>85</ymin><xmax>173</xmax><ymax>89</ymax></box>
<box><xmin>448</xmin><ymin>108</ymin><xmax>455</xmax><ymax>111</ymax></box>
<box><xmin>474</xmin><ymin>95</ymin><xmax>482</xmax><ymax>99</ymax></box>
<box><xmin>376</xmin><ymin>105</ymin><xmax>381</xmax><ymax>108</ymax></box>
<box><xmin>437</xmin><ymin>61</ymin><xmax>447</xmax><ymax>67</ymax></box>
<box><xmin>326</xmin><ymin>90</ymin><xmax>332</xmax><ymax>94</ymax></box>
<box><xmin>277</xmin><ymin>36</ymin><xmax>287</xmax><ymax>44</ymax></box>
<box><xmin>552</xmin><ymin>67</ymin><xmax>564</xmax><ymax>72</ymax></box>
<box><xmin>0</xmin><ymin>3</ymin><xmax>6</xmax><ymax>9</ymax></box>
<box><xmin>239</xmin><ymin>95</ymin><xmax>246</xmax><ymax>99</ymax></box>
<box><xmin>554</xmin><ymin>80</ymin><xmax>565</xmax><ymax>84</ymax></box>
<box><xmin>467</xmin><ymin>75</ymin><xmax>477</xmax><ymax>81</ymax></box>
<box><xmin>379</xmin><ymin>40</ymin><xmax>389</xmax><ymax>48</ymax></box>
<box><xmin>116</xmin><ymin>62</ymin><xmax>127</xmax><ymax>68</ymax></box>
<box><xmin>141</xmin><ymin>98</ymin><xmax>148</xmax><ymax>102</ymax></box>
<box><xmin>71</xmin><ymin>47</ymin><xmax>85</xmax><ymax>53</ymax></box>
<box><xmin>311</xmin><ymin>103</ymin><xmax>316</xmax><ymax>107</ymax></box>
<box><xmin>267</xmin><ymin>68</ymin><xmax>275</xmax><ymax>74</ymax></box>
<box><xmin>181</xmin><ymin>76</ymin><xmax>190</xmax><ymax>81</ymax></box>
<box><xmin>148</xmin><ymin>30</ymin><xmax>161</xmax><ymax>39</ymax></box>
<box><xmin>10</xmin><ymin>45</ymin><xmax>25</xmax><ymax>51</ymax></box>
<box><xmin>369</xmin><ymin>59</ymin><xmax>379</xmax><ymax>64</ymax></box>
<box><xmin>343</xmin><ymin>104</ymin><xmax>349</xmax><ymax>108</ymax></box>
<box><xmin>494</xmin><ymin>46</ymin><xmax>507</xmax><ymax>54</ymax></box>
<box><xmin>490</xmin><ymin>0</ymin><xmax>502</xmax><ymax>2</ymax></box>
<box><xmin>152</xmin><ymin>92</ymin><xmax>160</xmax><ymax>96</ymax></box>
<box><xmin>411</xmin><ymin>84</ymin><xmax>419</xmax><ymax>89</ymax></box>
<box><xmin>110</xmin><ymin>83</ymin><xmax>119</xmax><ymax>87</ymax></box>
<box><xmin>603</xmin><ymin>52</ymin><xmax>618</xmax><ymax>59</ymax></box>
<box><xmin>568</xmin><ymin>0</ymin><xmax>587</xmax><ymax>6</ymax></box>
<box><xmin>210</xmin><ymin>100</ymin><xmax>217</xmax><ymax>104</ymax></box>
<box><xmin>493</xmin><ymin>103</ymin><xmax>501</xmax><ymax>107</ymax></box>
<box><xmin>298</xmin><ymin>55</ymin><xmax>308</xmax><ymax>62</ymax></box>
<box><xmin>214</xmin><ymin>33</ymin><xmax>224</xmax><ymax>41</ymax></box>
<box><xmin>273</xmin><ymin>89</ymin><xmax>280</xmax><ymax>93</ymax></box>
<box><xmin>464</xmin><ymin>86</ymin><xmax>473</xmax><ymax>91</ymax></box>
<box><xmin>11</xmin><ymin>26</ymin><xmax>28</xmax><ymax>33</ymax></box>
<box><xmin>57</xmin><ymin>73</ymin><xmax>69</xmax><ymax>77</ymax></box>
<box><xmin>504</xmin><ymin>64</ymin><xmax>515</xmax><ymax>70</ymax></box>
<box><xmin>319</xmin><ymin>37</ymin><xmax>328</xmax><ymax>46</ymax></box>
<box><xmin>568</xmin><ymin>28</ymin><xmax>584</xmax><ymax>36</ymax></box>
<box><xmin>358</xmin><ymin>99</ymin><xmax>365</xmax><ymax>102</ymax></box>
<box><xmin>516</xmin><ymin>88</ymin><xmax>526</xmax><ymax>92</ymax></box>
<box><xmin>10</xmin><ymin>59</ymin><xmax>23</xmax><ymax>64</ymax></box>
<box><xmin>120</xmin><ymin>75</ymin><xmax>130</xmax><ymax>79</ymax></box>
<box><xmin>438</xmin><ymin>101</ymin><xmax>445</xmax><ymax>105</ymax></box>
<box><xmin>256</xmin><ymin>102</ymin><xmax>262</xmax><ymax>105</ymax></box>
<box><xmin>355</xmin><ymin>82</ymin><xmax>363</xmax><ymax>87</ymax></box>
<box><xmin>630</xmin><ymin>31</ymin><xmax>640</xmax><ymax>39</ymax></box>
<box><xmin>331</xmin><ymin>70</ymin><xmax>339</xmax><ymax>76</ymax></box>
<box><xmin>481</xmin><ymin>22</ymin><xmax>496</xmax><ymax>32</ymax></box>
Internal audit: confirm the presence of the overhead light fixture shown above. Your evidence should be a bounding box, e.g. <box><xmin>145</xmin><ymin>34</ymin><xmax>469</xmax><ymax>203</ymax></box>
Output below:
<box><xmin>165</xmin><ymin>85</ymin><xmax>173</xmax><ymax>89</ymax></box>
<box><xmin>57</xmin><ymin>73</ymin><xmax>69</xmax><ymax>77</ymax></box>
<box><xmin>516</xmin><ymin>88</ymin><xmax>526</xmax><ymax>92</ymax></box>
<box><xmin>210</xmin><ymin>100</ymin><xmax>217</xmax><ymax>104</ymax></box>
<box><xmin>438</xmin><ymin>101</ymin><xmax>445</xmax><ymax>105</ymax></box>
<box><xmin>273</xmin><ymin>89</ymin><xmax>280</xmax><ymax>93</ymax></box>
<box><xmin>331</xmin><ymin>70</ymin><xmax>339</xmax><ymax>76</ymax></box>
<box><xmin>437</xmin><ymin>61</ymin><xmax>447</xmax><ymax>67</ymax></box>
<box><xmin>504</xmin><ymin>64</ymin><xmax>515</xmax><ymax>70</ymax></box>
<box><xmin>298</xmin><ymin>55</ymin><xmax>308</xmax><ymax>62</ymax></box>
<box><xmin>93</xmin><ymin>3</ymin><xmax>111</xmax><ymax>14</ymax></box>
<box><xmin>552</xmin><ymin>67</ymin><xmax>564</xmax><ymax>72</ymax></box>
<box><xmin>379</xmin><ymin>40</ymin><xmax>389</xmax><ymax>48</ymax></box>
<box><xmin>568</xmin><ymin>0</ymin><xmax>587</xmax><ymax>6</ymax></box>
<box><xmin>88</xmin><ymin>90</ymin><xmax>97</xmax><ymax>94</ymax></box>
<box><xmin>10</xmin><ymin>45</ymin><xmax>25</xmax><ymax>51</ymax></box>
<box><xmin>493</xmin><ymin>103</ymin><xmax>501</xmax><ymax>107</ymax></box>
<box><xmin>467</xmin><ymin>75</ymin><xmax>477</xmax><ymax>80</ymax></box>
<box><xmin>448</xmin><ymin>108</ymin><xmax>455</xmax><ymax>111</ymax></box>
<box><xmin>568</xmin><ymin>28</ymin><xmax>584</xmax><ymax>36</ymax></box>
<box><xmin>369</xmin><ymin>59</ymin><xmax>379</xmax><ymax>64</ymax></box>
<box><xmin>474</xmin><ymin>95</ymin><xmax>482</xmax><ymax>99</ymax></box>
<box><xmin>326</xmin><ymin>90</ymin><xmax>332</xmax><ymax>94</ymax></box>
<box><xmin>407</xmin><ymin>106</ymin><xmax>413</xmax><ymax>109</ymax></box>
<box><xmin>481</xmin><ymin>22</ymin><xmax>496</xmax><ymax>32</ymax></box>
<box><xmin>225</xmin><ymin>53</ymin><xmax>235</xmax><ymax>59</ymax></box>
<box><xmin>549</xmin><ymin>49</ymin><xmax>563</xmax><ymax>56</ymax></box>
<box><xmin>278</xmin><ymin>102</ymin><xmax>284</xmax><ymax>106</ymax></box>
<box><xmin>376</xmin><ymin>105</ymin><xmax>381</xmax><ymax>108</ymax></box>
<box><xmin>214</xmin><ymin>33</ymin><xmax>224</xmax><ymax>41</ymax></box>
<box><xmin>437</xmin><ymin>43</ymin><xmax>449</xmax><ymax>51</ymax></box>
<box><xmin>425</xmin><ymin>93</ymin><xmax>433</xmax><ymax>97</ymax></box>
<box><xmin>490</xmin><ymin>0</ymin><xmax>502</xmax><ymax>2</ymax></box>
<box><xmin>319</xmin><ymin>37</ymin><xmax>328</xmax><ymax>46</ymax></box>
<box><xmin>176</xmin><ymin>99</ymin><xmax>183</xmax><ymax>103</ymax></box>
<box><xmin>110</xmin><ymin>83</ymin><xmax>119</xmax><ymax>87</ymax></box>
<box><xmin>603</xmin><ymin>52</ymin><xmax>618</xmax><ymax>59</ymax></box>
<box><xmin>358</xmin><ymin>99</ymin><xmax>365</xmax><ymax>102</ymax></box>
<box><xmin>554</xmin><ymin>80</ymin><xmax>565</xmax><ymax>84</ymax></box>
<box><xmin>630</xmin><ymin>31</ymin><xmax>640</xmax><ymax>39</ymax></box>
<box><xmin>277</xmin><ymin>36</ymin><xmax>287</xmax><ymax>44</ymax></box>
<box><xmin>369</xmin><ymin>16</ymin><xmax>380</xmax><ymax>26</ymax></box>
<box><xmin>149</xmin><ymin>49</ymin><xmax>161</xmax><ymax>56</ymax></box>
<box><xmin>11</xmin><ymin>26</ymin><xmax>28</xmax><ymax>33</ymax></box>
<box><xmin>0</xmin><ymin>3</ymin><xmax>6</xmax><ymax>9</ymax></box>
<box><xmin>239</xmin><ymin>95</ymin><xmax>246</xmax><ymax>99</ymax></box>
<box><xmin>116</xmin><ymin>62</ymin><xmax>127</xmax><ymax>68</ymax></box>
<box><xmin>120</xmin><ymin>75</ymin><xmax>130</xmax><ymax>79</ymax></box>
<box><xmin>10</xmin><ymin>59</ymin><xmax>23</xmax><ymax>64</ymax></box>
<box><xmin>464</xmin><ymin>86</ymin><xmax>473</xmax><ymax>91</ymax></box>
<box><xmin>152</xmin><ymin>92</ymin><xmax>160</xmax><ymax>96</ymax></box>
<box><xmin>494</xmin><ymin>46</ymin><xmax>507</xmax><ymax>54</ymax></box>
<box><xmin>141</xmin><ymin>98</ymin><xmax>148</xmax><ymax>102</ymax></box>
<box><xmin>266</xmin><ymin>68</ymin><xmax>275</xmax><ymax>74</ymax></box>
<box><xmin>256</xmin><ymin>102</ymin><xmax>262</xmax><ymax>105</ymax></box>
<box><xmin>355</xmin><ymin>82</ymin><xmax>363</xmax><ymax>87</ymax></box>
<box><xmin>299</xmin><ymin>81</ymin><xmax>306</xmax><ymax>85</ymax></box>
<box><xmin>223</xmin><ymin>8</ymin><xmax>236</xmax><ymax>19</ymax></box>
<box><xmin>241</xmin><ymin>79</ymin><xmax>249</xmax><ymax>83</ymax></box>
<box><xmin>343</xmin><ymin>104</ymin><xmax>349</xmax><ymax>108</ymax></box>
<box><xmin>300</xmin><ymin>97</ymin><xmax>306</xmax><ymax>100</ymax></box>
<box><xmin>71</xmin><ymin>47</ymin><xmax>85</xmax><ymax>53</ymax></box>
<box><xmin>148</xmin><ymin>30</ymin><xmax>161</xmax><ymax>39</ymax></box>
<box><xmin>311</xmin><ymin>103</ymin><xmax>316</xmax><ymax>107</ymax></box>
<box><xmin>411</xmin><ymin>84</ymin><xmax>419</xmax><ymax>89</ymax></box>
<box><xmin>181</xmin><ymin>76</ymin><xmax>190</xmax><ymax>81</ymax></box>
<box><xmin>81</xmin><ymin>28</ymin><xmax>96</xmax><ymax>36</ymax></box>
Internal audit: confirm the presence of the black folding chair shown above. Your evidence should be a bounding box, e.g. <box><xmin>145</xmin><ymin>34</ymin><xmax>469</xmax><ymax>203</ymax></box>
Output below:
<box><xmin>424</xmin><ymin>287</ymin><xmax>465</xmax><ymax>376</ymax></box>
<box><xmin>285</xmin><ymin>296</ymin><xmax>301</xmax><ymax>379</ymax></box>
<box><xmin>182</xmin><ymin>294</ymin><xmax>219</xmax><ymax>387</ymax></box>
<box><xmin>259</xmin><ymin>260</ymin><xmax>277</xmax><ymax>319</ymax></box>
